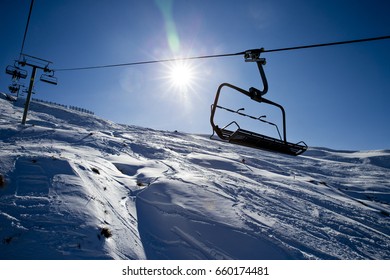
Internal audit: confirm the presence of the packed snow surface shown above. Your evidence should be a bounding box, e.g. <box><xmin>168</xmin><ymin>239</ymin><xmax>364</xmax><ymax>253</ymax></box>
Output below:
<box><xmin>0</xmin><ymin>94</ymin><xmax>389</xmax><ymax>259</ymax></box>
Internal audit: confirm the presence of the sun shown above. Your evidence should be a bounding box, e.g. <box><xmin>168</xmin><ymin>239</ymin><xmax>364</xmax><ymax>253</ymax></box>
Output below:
<box><xmin>167</xmin><ymin>60</ymin><xmax>195</xmax><ymax>92</ymax></box>
<box><xmin>158</xmin><ymin>58</ymin><xmax>202</xmax><ymax>108</ymax></box>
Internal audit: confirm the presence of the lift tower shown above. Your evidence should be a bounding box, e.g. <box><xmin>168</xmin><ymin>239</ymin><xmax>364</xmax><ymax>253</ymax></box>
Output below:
<box><xmin>5</xmin><ymin>54</ymin><xmax>58</xmax><ymax>124</ymax></box>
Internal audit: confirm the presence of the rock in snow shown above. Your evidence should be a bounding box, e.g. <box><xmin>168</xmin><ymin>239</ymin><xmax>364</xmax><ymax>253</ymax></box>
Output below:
<box><xmin>0</xmin><ymin>94</ymin><xmax>389</xmax><ymax>259</ymax></box>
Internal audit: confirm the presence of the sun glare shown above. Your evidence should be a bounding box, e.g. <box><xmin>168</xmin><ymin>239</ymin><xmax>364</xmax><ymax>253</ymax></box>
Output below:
<box><xmin>158</xmin><ymin>58</ymin><xmax>202</xmax><ymax>108</ymax></box>
<box><xmin>168</xmin><ymin>61</ymin><xmax>195</xmax><ymax>92</ymax></box>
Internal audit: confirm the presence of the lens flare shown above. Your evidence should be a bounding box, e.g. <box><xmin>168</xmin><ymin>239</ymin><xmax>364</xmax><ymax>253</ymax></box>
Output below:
<box><xmin>155</xmin><ymin>0</ymin><xmax>180</xmax><ymax>53</ymax></box>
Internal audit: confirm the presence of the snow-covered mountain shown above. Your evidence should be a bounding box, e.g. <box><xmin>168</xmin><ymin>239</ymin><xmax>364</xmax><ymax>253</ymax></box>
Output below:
<box><xmin>0</xmin><ymin>93</ymin><xmax>389</xmax><ymax>260</ymax></box>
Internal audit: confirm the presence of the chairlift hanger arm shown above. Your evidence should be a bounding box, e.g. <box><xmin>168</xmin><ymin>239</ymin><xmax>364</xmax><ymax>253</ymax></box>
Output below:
<box><xmin>244</xmin><ymin>49</ymin><xmax>268</xmax><ymax>96</ymax></box>
<box><xmin>255</xmin><ymin>60</ymin><xmax>268</xmax><ymax>96</ymax></box>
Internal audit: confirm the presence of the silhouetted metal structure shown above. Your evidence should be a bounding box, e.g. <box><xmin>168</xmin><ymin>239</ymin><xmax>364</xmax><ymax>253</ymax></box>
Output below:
<box><xmin>4</xmin><ymin>0</ymin><xmax>58</xmax><ymax>124</ymax></box>
<box><xmin>210</xmin><ymin>49</ymin><xmax>307</xmax><ymax>156</ymax></box>
<box><xmin>5</xmin><ymin>54</ymin><xmax>58</xmax><ymax>124</ymax></box>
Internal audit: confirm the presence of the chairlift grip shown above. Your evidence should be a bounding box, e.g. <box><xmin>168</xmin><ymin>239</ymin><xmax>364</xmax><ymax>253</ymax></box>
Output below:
<box><xmin>244</xmin><ymin>48</ymin><xmax>265</xmax><ymax>63</ymax></box>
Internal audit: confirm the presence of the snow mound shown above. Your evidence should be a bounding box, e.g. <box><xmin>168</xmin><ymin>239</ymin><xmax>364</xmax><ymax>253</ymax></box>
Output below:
<box><xmin>1</xmin><ymin>95</ymin><xmax>389</xmax><ymax>259</ymax></box>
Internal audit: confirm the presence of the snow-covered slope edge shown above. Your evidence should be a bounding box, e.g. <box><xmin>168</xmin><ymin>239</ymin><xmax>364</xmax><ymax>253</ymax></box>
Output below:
<box><xmin>0</xmin><ymin>95</ymin><xmax>389</xmax><ymax>259</ymax></box>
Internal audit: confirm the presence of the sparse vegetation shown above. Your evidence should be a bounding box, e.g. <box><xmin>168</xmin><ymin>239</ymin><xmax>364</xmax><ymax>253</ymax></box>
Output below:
<box><xmin>137</xmin><ymin>181</ymin><xmax>146</xmax><ymax>187</ymax></box>
<box><xmin>100</xmin><ymin>227</ymin><xmax>112</xmax><ymax>238</ymax></box>
<box><xmin>91</xmin><ymin>167</ymin><xmax>100</xmax><ymax>174</ymax></box>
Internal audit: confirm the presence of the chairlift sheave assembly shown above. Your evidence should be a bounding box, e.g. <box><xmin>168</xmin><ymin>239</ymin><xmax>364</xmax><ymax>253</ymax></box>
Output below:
<box><xmin>210</xmin><ymin>49</ymin><xmax>308</xmax><ymax>156</ymax></box>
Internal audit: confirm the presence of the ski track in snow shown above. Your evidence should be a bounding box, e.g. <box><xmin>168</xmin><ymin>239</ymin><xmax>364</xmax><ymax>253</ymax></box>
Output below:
<box><xmin>0</xmin><ymin>95</ymin><xmax>389</xmax><ymax>259</ymax></box>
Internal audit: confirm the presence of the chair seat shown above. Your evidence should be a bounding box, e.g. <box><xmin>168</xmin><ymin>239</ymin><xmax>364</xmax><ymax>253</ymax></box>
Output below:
<box><xmin>220</xmin><ymin>128</ymin><xmax>307</xmax><ymax>156</ymax></box>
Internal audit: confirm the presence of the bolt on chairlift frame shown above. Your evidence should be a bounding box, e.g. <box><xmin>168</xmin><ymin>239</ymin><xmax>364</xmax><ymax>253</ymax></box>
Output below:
<box><xmin>210</xmin><ymin>49</ymin><xmax>308</xmax><ymax>156</ymax></box>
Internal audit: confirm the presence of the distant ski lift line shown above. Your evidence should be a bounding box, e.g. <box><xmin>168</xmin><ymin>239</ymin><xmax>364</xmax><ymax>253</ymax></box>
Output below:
<box><xmin>54</xmin><ymin>35</ymin><xmax>390</xmax><ymax>72</ymax></box>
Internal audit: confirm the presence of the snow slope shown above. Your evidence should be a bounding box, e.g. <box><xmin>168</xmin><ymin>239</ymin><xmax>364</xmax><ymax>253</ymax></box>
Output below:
<box><xmin>0</xmin><ymin>94</ymin><xmax>389</xmax><ymax>259</ymax></box>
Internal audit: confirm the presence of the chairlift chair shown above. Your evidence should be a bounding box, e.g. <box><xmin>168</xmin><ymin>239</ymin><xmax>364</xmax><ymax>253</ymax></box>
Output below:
<box><xmin>8</xmin><ymin>84</ymin><xmax>20</xmax><ymax>94</ymax></box>
<box><xmin>210</xmin><ymin>50</ymin><xmax>307</xmax><ymax>156</ymax></box>
<box><xmin>40</xmin><ymin>70</ymin><xmax>58</xmax><ymax>85</ymax></box>
<box><xmin>5</xmin><ymin>65</ymin><xmax>28</xmax><ymax>80</ymax></box>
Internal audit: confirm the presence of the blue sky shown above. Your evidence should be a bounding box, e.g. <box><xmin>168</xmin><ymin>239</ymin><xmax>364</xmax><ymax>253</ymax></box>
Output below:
<box><xmin>1</xmin><ymin>0</ymin><xmax>389</xmax><ymax>150</ymax></box>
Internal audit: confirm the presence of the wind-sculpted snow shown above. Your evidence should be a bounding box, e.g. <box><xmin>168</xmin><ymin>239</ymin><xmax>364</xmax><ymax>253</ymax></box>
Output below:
<box><xmin>0</xmin><ymin>95</ymin><xmax>389</xmax><ymax>259</ymax></box>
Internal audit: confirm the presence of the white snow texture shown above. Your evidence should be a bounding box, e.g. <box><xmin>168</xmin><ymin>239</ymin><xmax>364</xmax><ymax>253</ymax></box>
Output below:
<box><xmin>0</xmin><ymin>93</ymin><xmax>389</xmax><ymax>259</ymax></box>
